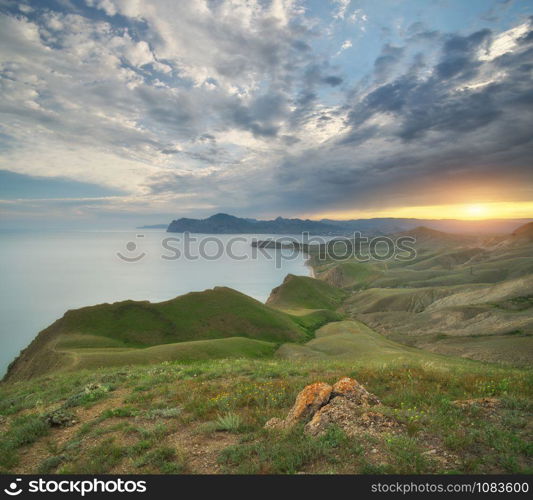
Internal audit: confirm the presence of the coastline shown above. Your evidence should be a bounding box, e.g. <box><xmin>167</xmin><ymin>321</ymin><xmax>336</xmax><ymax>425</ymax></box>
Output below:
<box><xmin>305</xmin><ymin>258</ymin><xmax>315</xmax><ymax>278</ymax></box>
<box><xmin>0</xmin><ymin>231</ymin><xmax>311</xmax><ymax>378</ymax></box>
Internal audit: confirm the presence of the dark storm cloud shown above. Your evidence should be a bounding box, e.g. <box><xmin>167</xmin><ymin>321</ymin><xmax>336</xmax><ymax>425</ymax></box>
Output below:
<box><xmin>322</xmin><ymin>75</ymin><xmax>343</xmax><ymax>86</ymax></box>
<box><xmin>265</xmin><ymin>20</ymin><xmax>533</xmax><ymax>214</ymax></box>
<box><xmin>373</xmin><ymin>44</ymin><xmax>405</xmax><ymax>80</ymax></box>
<box><xmin>346</xmin><ymin>28</ymin><xmax>514</xmax><ymax>141</ymax></box>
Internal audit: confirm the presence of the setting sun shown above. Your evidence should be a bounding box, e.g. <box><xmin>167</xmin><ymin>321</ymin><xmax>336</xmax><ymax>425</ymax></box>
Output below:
<box><xmin>465</xmin><ymin>204</ymin><xmax>489</xmax><ymax>218</ymax></box>
<box><xmin>313</xmin><ymin>201</ymin><xmax>533</xmax><ymax>221</ymax></box>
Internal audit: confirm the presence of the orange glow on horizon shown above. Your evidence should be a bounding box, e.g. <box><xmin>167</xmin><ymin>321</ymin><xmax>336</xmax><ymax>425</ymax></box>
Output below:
<box><xmin>309</xmin><ymin>201</ymin><xmax>533</xmax><ymax>221</ymax></box>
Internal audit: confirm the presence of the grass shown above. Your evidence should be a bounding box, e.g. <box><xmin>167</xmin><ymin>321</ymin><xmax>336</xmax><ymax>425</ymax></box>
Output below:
<box><xmin>202</xmin><ymin>412</ymin><xmax>244</xmax><ymax>433</ymax></box>
<box><xmin>59</xmin><ymin>337</ymin><xmax>279</xmax><ymax>372</ymax></box>
<box><xmin>66</xmin><ymin>438</ymin><xmax>125</xmax><ymax>474</ymax></box>
<box><xmin>0</xmin><ymin>415</ymin><xmax>50</xmax><ymax>470</ymax></box>
<box><xmin>218</xmin><ymin>425</ymin><xmax>357</xmax><ymax>474</ymax></box>
<box><xmin>58</xmin><ymin>287</ymin><xmax>305</xmax><ymax>346</ymax></box>
<box><xmin>0</xmin><ymin>355</ymin><xmax>530</xmax><ymax>474</ymax></box>
<box><xmin>5</xmin><ymin>287</ymin><xmax>317</xmax><ymax>381</ymax></box>
<box><xmin>267</xmin><ymin>274</ymin><xmax>347</xmax><ymax>310</ymax></box>
<box><xmin>134</xmin><ymin>446</ymin><xmax>187</xmax><ymax>473</ymax></box>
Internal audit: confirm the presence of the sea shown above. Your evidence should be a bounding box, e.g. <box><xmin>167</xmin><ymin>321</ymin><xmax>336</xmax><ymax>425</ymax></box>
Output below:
<box><xmin>0</xmin><ymin>229</ymin><xmax>310</xmax><ymax>376</ymax></box>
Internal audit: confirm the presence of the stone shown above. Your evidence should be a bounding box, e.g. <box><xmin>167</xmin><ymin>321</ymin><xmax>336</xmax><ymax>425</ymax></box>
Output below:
<box><xmin>305</xmin><ymin>398</ymin><xmax>398</xmax><ymax>437</ymax></box>
<box><xmin>265</xmin><ymin>378</ymin><xmax>388</xmax><ymax>435</ymax></box>
<box><xmin>305</xmin><ymin>396</ymin><xmax>358</xmax><ymax>436</ymax></box>
<box><xmin>264</xmin><ymin>382</ymin><xmax>332</xmax><ymax>430</ymax></box>
<box><xmin>44</xmin><ymin>409</ymin><xmax>77</xmax><ymax>428</ymax></box>
<box><xmin>264</xmin><ymin>417</ymin><xmax>285</xmax><ymax>430</ymax></box>
<box><xmin>332</xmin><ymin>377</ymin><xmax>380</xmax><ymax>406</ymax></box>
<box><xmin>286</xmin><ymin>382</ymin><xmax>332</xmax><ymax>424</ymax></box>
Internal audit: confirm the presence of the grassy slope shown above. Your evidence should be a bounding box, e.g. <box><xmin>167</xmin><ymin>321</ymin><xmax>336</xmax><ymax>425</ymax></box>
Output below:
<box><xmin>267</xmin><ymin>274</ymin><xmax>347</xmax><ymax>310</ymax></box>
<box><xmin>321</xmin><ymin>232</ymin><xmax>533</xmax><ymax>365</ymax></box>
<box><xmin>62</xmin><ymin>337</ymin><xmax>277</xmax><ymax>370</ymax></box>
<box><xmin>59</xmin><ymin>287</ymin><xmax>305</xmax><ymax>345</ymax></box>
<box><xmin>0</xmin><ymin>356</ymin><xmax>530</xmax><ymax>474</ymax></box>
<box><xmin>277</xmin><ymin>320</ymin><xmax>464</xmax><ymax>364</ymax></box>
<box><xmin>317</xmin><ymin>261</ymin><xmax>383</xmax><ymax>289</ymax></box>
<box><xmin>4</xmin><ymin>287</ymin><xmax>308</xmax><ymax>382</ymax></box>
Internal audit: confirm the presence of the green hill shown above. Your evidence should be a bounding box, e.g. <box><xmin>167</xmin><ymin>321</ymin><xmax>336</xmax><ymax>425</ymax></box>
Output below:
<box><xmin>58</xmin><ymin>287</ymin><xmax>305</xmax><ymax>345</ymax></box>
<box><xmin>276</xmin><ymin>320</ymin><xmax>454</xmax><ymax>363</ymax></box>
<box><xmin>4</xmin><ymin>287</ymin><xmax>308</xmax><ymax>382</ymax></box>
<box><xmin>317</xmin><ymin>261</ymin><xmax>383</xmax><ymax>289</ymax></box>
<box><xmin>57</xmin><ymin>337</ymin><xmax>278</xmax><ymax>372</ymax></box>
<box><xmin>267</xmin><ymin>274</ymin><xmax>347</xmax><ymax>310</ymax></box>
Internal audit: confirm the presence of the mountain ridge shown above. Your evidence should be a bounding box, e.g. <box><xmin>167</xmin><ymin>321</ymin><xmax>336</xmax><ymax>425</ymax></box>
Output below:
<box><xmin>166</xmin><ymin>213</ymin><xmax>533</xmax><ymax>236</ymax></box>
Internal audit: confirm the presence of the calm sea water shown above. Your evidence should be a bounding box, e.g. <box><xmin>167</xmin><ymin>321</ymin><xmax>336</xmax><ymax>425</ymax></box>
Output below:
<box><xmin>0</xmin><ymin>230</ymin><xmax>310</xmax><ymax>376</ymax></box>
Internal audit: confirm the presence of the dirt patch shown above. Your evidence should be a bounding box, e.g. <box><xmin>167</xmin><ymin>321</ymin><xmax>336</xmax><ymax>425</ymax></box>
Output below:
<box><xmin>166</xmin><ymin>426</ymin><xmax>238</xmax><ymax>474</ymax></box>
<box><xmin>453</xmin><ymin>397</ymin><xmax>502</xmax><ymax>410</ymax></box>
<box><xmin>12</xmin><ymin>388</ymin><xmax>130</xmax><ymax>474</ymax></box>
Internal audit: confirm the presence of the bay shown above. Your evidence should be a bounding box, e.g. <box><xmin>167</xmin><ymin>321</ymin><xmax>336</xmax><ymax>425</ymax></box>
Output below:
<box><xmin>0</xmin><ymin>229</ymin><xmax>310</xmax><ymax>376</ymax></box>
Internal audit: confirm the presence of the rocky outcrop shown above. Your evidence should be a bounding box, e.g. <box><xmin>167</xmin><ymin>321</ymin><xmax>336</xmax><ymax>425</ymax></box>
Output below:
<box><xmin>331</xmin><ymin>377</ymin><xmax>381</xmax><ymax>405</ymax></box>
<box><xmin>305</xmin><ymin>399</ymin><xmax>397</xmax><ymax>437</ymax></box>
<box><xmin>265</xmin><ymin>377</ymin><xmax>397</xmax><ymax>437</ymax></box>
<box><xmin>264</xmin><ymin>382</ymin><xmax>332</xmax><ymax>430</ymax></box>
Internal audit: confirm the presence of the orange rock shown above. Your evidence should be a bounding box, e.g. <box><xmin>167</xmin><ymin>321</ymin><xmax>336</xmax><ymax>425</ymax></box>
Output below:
<box><xmin>305</xmin><ymin>400</ymin><xmax>398</xmax><ymax>437</ymax></box>
<box><xmin>264</xmin><ymin>378</ymin><xmax>382</xmax><ymax>433</ymax></box>
<box><xmin>332</xmin><ymin>377</ymin><xmax>359</xmax><ymax>395</ymax></box>
<box><xmin>264</xmin><ymin>382</ymin><xmax>332</xmax><ymax>430</ymax></box>
<box><xmin>332</xmin><ymin>377</ymin><xmax>380</xmax><ymax>405</ymax></box>
<box><xmin>285</xmin><ymin>382</ymin><xmax>332</xmax><ymax>425</ymax></box>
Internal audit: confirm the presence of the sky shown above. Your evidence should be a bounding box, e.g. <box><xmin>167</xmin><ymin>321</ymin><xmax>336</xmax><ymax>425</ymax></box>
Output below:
<box><xmin>0</xmin><ymin>0</ymin><xmax>532</xmax><ymax>228</ymax></box>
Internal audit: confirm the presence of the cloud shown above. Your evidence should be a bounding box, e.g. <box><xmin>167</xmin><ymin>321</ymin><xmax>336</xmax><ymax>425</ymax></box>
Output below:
<box><xmin>336</xmin><ymin>39</ymin><xmax>352</xmax><ymax>56</ymax></box>
<box><xmin>373</xmin><ymin>44</ymin><xmax>405</xmax><ymax>80</ymax></box>
<box><xmin>332</xmin><ymin>0</ymin><xmax>351</xmax><ymax>20</ymax></box>
<box><xmin>0</xmin><ymin>1</ymin><xmax>532</xmax><ymax>222</ymax></box>
<box><xmin>266</xmin><ymin>20</ymin><xmax>533</xmax><ymax>214</ymax></box>
<box><xmin>348</xmin><ymin>9</ymin><xmax>368</xmax><ymax>30</ymax></box>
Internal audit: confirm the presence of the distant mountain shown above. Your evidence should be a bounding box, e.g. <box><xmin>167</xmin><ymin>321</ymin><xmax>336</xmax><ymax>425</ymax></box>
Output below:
<box><xmin>166</xmin><ymin>213</ymin><xmax>533</xmax><ymax>236</ymax></box>
<box><xmin>167</xmin><ymin>213</ymin><xmax>344</xmax><ymax>235</ymax></box>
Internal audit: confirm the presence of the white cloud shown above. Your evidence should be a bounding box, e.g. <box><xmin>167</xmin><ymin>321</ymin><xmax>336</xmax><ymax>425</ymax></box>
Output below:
<box><xmin>332</xmin><ymin>0</ymin><xmax>350</xmax><ymax>20</ymax></box>
<box><xmin>0</xmin><ymin>1</ymin><xmax>322</xmax><ymax>210</ymax></box>
<box><xmin>478</xmin><ymin>22</ymin><xmax>529</xmax><ymax>61</ymax></box>
<box><xmin>336</xmin><ymin>39</ymin><xmax>352</xmax><ymax>56</ymax></box>
<box><xmin>348</xmin><ymin>9</ymin><xmax>368</xmax><ymax>30</ymax></box>
<box><xmin>86</xmin><ymin>0</ymin><xmax>118</xmax><ymax>17</ymax></box>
